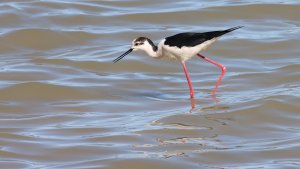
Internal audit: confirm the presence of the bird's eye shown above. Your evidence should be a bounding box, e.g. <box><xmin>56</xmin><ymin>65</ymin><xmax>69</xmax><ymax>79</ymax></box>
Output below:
<box><xmin>134</xmin><ymin>42</ymin><xmax>144</xmax><ymax>46</ymax></box>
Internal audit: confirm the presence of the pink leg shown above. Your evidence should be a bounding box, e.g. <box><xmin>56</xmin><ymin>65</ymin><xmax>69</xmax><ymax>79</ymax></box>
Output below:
<box><xmin>197</xmin><ymin>54</ymin><xmax>226</xmax><ymax>96</ymax></box>
<box><xmin>190</xmin><ymin>98</ymin><xmax>196</xmax><ymax>111</ymax></box>
<box><xmin>181</xmin><ymin>61</ymin><xmax>195</xmax><ymax>98</ymax></box>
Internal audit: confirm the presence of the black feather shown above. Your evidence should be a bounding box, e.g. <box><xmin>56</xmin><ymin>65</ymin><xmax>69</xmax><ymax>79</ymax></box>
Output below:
<box><xmin>165</xmin><ymin>26</ymin><xmax>243</xmax><ymax>48</ymax></box>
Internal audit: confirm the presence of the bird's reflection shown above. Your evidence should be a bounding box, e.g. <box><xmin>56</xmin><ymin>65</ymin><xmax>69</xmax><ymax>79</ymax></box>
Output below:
<box><xmin>189</xmin><ymin>97</ymin><xmax>196</xmax><ymax>112</ymax></box>
<box><xmin>189</xmin><ymin>93</ymin><xmax>221</xmax><ymax>113</ymax></box>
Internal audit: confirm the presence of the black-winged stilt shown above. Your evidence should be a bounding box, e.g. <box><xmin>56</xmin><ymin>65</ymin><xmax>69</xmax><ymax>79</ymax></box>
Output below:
<box><xmin>113</xmin><ymin>26</ymin><xmax>242</xmax><ymax>98</ymax></box>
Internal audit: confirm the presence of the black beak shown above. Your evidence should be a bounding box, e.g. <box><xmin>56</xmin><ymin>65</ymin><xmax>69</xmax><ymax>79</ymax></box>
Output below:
<box><xmin>113</xmin><ymin>48</ymin><xmax>133</xmax><ymax>63</ymax></box>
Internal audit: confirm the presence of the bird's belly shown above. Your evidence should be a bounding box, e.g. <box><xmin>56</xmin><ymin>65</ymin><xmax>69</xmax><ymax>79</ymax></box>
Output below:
<box><xmin>161</xmin><ymin>38</ymin><xmax>218</xmax><ymax>62</ymax></box>
<box><xmin>162</xmin><ymin>46</ymin><xmax>199</xmax><ymax>61</ymax></box>
<box><xmin>160</xmin><ymin>49</ymin><xmax>178</xmax><ymax>60</ymax></box>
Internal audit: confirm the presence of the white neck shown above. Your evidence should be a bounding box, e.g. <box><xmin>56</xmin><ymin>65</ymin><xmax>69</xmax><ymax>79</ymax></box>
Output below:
<box><xmin>144</xmin><ymin>47</ymin><xmax>158</xmax><ymax>58</ymax></box>
<box><xmin>142</xmin><ymin>40</ymin><xmax>161</xmax><ymax>58</ymax></box>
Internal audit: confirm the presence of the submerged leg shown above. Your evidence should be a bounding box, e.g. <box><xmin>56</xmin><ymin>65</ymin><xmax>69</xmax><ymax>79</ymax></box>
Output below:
<box><xmin>197</xmin><ymin>54</ymin><xmax>226</xmax><ymax>96</ymax></box>
<box><xmin>181</xmin><ymin>61</ymin><xmax>195</xmax><ymax>98</ymax></box>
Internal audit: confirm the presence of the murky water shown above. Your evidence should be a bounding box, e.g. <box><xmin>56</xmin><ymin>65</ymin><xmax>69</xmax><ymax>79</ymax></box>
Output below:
<box><xmin>0</xmin><ymin>1</ymin><xmax>300</xmax><ymax>168</ymax></box>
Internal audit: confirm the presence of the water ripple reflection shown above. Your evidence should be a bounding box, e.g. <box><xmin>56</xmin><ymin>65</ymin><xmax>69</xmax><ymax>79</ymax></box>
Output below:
<box><xmin>0</xmin><ymin>0</ymin><xmax>300</xmax><ymax>169</ymax></box>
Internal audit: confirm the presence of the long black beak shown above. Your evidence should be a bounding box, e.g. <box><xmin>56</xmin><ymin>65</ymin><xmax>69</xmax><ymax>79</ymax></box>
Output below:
<box><xmin>113</xmin><ymin>48</ymin><xmax>133</xmax><ymax>63</ymax></box>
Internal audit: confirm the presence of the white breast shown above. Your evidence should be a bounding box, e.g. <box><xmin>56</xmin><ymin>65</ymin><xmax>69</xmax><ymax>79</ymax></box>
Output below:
<box><xmin>158</xmin><ymin>38</ymin><xmax>218</xmax><ymax>62</ymax></box>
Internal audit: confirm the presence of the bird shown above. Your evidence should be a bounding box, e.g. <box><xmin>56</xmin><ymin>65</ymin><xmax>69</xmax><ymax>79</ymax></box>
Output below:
<box><xmin>113</xmin><ymin>26</ymin><xmax>243</xmax><ymax>98</ymax></box>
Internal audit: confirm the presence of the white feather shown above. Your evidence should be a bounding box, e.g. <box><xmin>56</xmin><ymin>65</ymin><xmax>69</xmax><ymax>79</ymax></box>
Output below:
<box><xmin>159</xmin><ymin>38</ymin><xmax>218</xmax><ymax>61</ymax></box>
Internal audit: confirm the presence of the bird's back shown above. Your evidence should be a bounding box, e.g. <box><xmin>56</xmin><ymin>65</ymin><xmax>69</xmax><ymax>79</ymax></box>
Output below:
<box><xmin>164</xmin><ymin>26</ymin><xmax>242</xmax><ymax>48</ymax></box>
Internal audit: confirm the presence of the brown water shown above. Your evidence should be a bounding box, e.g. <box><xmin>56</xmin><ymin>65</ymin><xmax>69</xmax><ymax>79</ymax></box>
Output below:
<box><xmin>0</xmin><ymin>1</ymin><xmax>300</xmax><ymax>168</ymax></box>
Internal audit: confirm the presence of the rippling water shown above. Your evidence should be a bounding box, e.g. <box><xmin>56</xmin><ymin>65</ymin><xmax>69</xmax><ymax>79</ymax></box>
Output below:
<box><xmin>0</xmin><ymin>1</ymin><xmax>300</xmax><ymax>168</ymax></box>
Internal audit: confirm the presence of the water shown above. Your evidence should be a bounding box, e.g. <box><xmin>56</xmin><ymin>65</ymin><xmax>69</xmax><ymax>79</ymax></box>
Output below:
<box><xmin>0</xmin><ymin>1</ymin><xmax>300</xmax><ymax>168</ymax></box>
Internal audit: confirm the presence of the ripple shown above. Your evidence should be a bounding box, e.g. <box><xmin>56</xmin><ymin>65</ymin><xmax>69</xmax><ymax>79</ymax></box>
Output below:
<box><xmin>0</xmin><ymin>82</ymin><xmax>109</xmax><ymax>100</ymax></box>
<box><xmin>0</xmin><ymin>0</ymin><xmax>300</xmax><ymax>169</ymax></box>
<box><xmin>1</xmin><ymin>28</ymin><xmax>98</xmax><ymax>51</ymax></box>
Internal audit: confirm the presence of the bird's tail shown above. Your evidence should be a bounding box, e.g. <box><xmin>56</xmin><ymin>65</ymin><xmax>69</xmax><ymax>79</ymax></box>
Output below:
<box><xmin>210</xmin><ymin>26</ymin><xmax>243</xmax><ymax>38</ymax></box>
<box><xmin>225</xmin><ymin>26</ymin><xmax>244</xmax><ymax>33</ymax></box>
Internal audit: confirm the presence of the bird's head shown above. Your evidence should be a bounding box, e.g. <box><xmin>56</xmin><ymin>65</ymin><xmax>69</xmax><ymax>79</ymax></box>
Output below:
<box><xmin>113</xmin><ymin>37</ymin><xmax>157</xmax><ymax>63</ymax></box>
<box><xmin>131</xmin><ymin>37</ymin><xmax>152</xmax><ymax>51</ymax></box>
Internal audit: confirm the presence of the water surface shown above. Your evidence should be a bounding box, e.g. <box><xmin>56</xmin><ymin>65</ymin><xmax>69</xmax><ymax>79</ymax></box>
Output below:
<box><xmin>0</xmin><ymin>0</ymin><xmax>300</xmax><ymax>168</ymax></box>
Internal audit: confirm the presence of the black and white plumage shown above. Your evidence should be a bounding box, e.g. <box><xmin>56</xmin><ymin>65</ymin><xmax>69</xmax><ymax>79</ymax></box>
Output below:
<box><xmin>113</xmin><ymin>26</ymin><xmax>242</xmax><ymax>63</ymax></box>
<box><xmin>113</xmin><ymin>26</ymin><xmax>242</xmax><ymax>99</ymax></box>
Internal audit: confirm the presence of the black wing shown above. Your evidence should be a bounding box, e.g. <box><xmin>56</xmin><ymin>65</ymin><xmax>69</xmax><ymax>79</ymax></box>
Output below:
<box><xmin>165</xmin><ymin>26</ymin><xmax>242</xmax><ymax>48</ymax></box>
